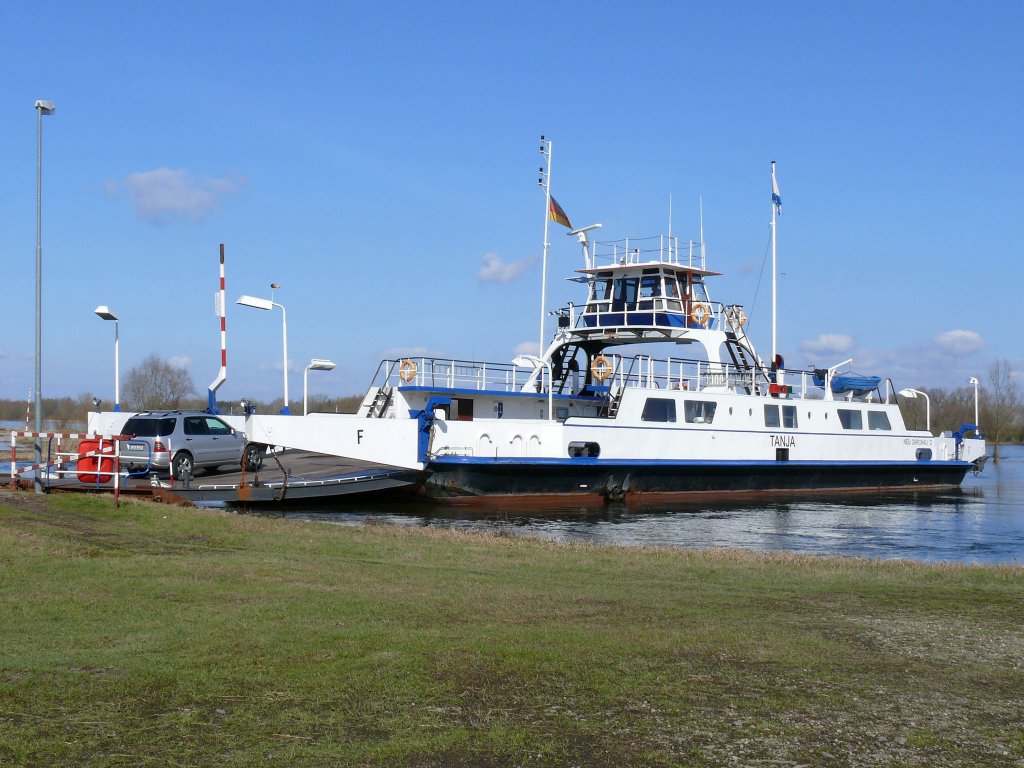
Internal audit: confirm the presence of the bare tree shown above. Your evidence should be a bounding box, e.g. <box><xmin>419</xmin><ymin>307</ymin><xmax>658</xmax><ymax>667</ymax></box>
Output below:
<box><xmin>982</xmin><ymin>359</ymin><xmax>1021</xmax><ymax>461</ymax></box>
<box><xmin>123</xmin><ymin>354</ymin><xmax>195</xmax><ymax>411</ymax></box>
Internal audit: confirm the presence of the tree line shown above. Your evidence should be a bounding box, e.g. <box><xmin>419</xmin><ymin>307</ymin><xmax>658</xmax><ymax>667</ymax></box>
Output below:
<box><xmin>0</xmin><ymin>354</ymin><xmax>362</xmax><ymax>427</ymax></box>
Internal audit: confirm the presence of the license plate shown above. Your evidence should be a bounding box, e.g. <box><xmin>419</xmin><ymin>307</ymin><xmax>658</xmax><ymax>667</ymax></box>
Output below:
<box><xmin>125</xmin><ymin>444</ymin><xmax>145</xmax><ymax>452</ymax></box>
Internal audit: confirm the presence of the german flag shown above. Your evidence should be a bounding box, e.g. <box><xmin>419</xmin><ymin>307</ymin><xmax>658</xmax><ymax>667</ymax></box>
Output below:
<box><xmin>549</xmin><ymin>196</ymin><xmax>572</xmax><ymax>229</ymax></box>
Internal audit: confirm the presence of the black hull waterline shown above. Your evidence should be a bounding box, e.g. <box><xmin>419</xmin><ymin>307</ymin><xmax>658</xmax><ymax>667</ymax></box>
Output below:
<box><xmin>424</xmin><ymin>460</ymin><xmax>973</xmax><ymax>500</ymax></box>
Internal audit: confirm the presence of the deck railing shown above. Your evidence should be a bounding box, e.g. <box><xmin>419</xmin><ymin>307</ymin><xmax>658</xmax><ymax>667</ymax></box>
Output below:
<box><xmin>371</xmin><ymin>354</ymin><xmax>834</xmax><ymax>401</ymax></box>
<box><xmin>591</xmin><ymin>234</ymin><xmax>706</xmax><ymax>271</ymax></box>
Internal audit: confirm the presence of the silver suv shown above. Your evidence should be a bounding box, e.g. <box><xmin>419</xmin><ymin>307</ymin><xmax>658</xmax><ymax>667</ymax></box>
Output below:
<box><xmin>121</xmin><ymin>411</ymin><xmax>255</xmax><ymax>477</ymax></box>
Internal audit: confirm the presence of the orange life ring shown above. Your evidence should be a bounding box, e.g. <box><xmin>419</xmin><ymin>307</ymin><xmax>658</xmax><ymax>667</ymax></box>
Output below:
<box><xmin>690</xmin><ymin>302</ymin><xmax>712</xmax><ymax>328</ymax></box>
<box><xmin>591</xmin><ymin>356</ymin><xmax>612</xmax><ymax>382</ymax></box>
<box><xmin>399</xmin><ymin>359</ymin><xmax>417</xmax><ymax>382</ymax></box>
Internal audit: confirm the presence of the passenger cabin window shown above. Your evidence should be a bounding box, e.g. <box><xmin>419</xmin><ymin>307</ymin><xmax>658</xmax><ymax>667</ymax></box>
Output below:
<box><xmin>684</xmin><ymin>400</ymin><xmax>717</xmax><ymax>424</ymax></box>
<box><xmin>782</xmin><ymin>405</ymin><xmax>798</xmax><ymax>429</ymax></box>
<box><xmin>868</xmin><ymin>411</ymin><xmax>891</xmax><ymax>430</ymax></box>
<box><xmin>642</xmin><ymin>398</ymin><xmax>676</xmax><ymax>423</ymax></box>
<box><xmin>838</xmin><ymin>409</ymin><xmax>863</xmax><ymax>429</ymax></box>
<box><xmin>765</xmin><ymin>404</ymin><xmax>797</xmax><ymax>428</ymax></box>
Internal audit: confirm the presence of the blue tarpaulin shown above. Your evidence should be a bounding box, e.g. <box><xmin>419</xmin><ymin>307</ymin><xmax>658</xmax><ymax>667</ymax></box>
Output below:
<box><xmin>831</xmin><ymin>373</ymin><xmax>882</xmax><ymax>395</ymax></box>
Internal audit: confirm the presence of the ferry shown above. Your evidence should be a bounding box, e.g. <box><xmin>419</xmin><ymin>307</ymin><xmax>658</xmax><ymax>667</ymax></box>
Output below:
<box><xmin>243</xmin><ymin>188</ymin><xmax>986</xmax><ymax>502</ymax></box>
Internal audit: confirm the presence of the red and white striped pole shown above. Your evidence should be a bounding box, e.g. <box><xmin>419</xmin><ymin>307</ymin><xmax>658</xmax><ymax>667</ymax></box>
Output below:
<box><xmin>207</xmin><ymin>243</ymin><xmax>228</xmax><ymax>413</ymax></box>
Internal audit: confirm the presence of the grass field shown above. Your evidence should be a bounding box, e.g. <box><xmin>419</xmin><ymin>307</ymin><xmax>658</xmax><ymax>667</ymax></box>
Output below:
<box><xmin>1</xmin><ymin>490</ymin><xmax>1022</xmax><ymax>767</ymax></box>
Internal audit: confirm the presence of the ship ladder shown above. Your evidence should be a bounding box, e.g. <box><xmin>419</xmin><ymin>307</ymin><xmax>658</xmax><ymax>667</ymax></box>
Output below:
<box><xmin>367</xmin><ymin>386</ymin><xmax>394</xmax><ymax>418</ymax></box>
<box><xmin>554</xmin><ymin>343</ymin><xmax>584</xmax><ymax>394</ymax></box>
<box><xmin>604</xmin><ymin>388</ymin><xmax>624</xmax><ymax>419</ymax></box>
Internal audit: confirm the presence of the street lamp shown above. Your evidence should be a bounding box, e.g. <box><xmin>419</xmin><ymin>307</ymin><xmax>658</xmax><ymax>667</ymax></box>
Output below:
<box><xmin>898</xmin><ymin>388</ymin><xmax>931</xmax><ymax>432</ymax></box>
<box><xmin>237</xmin><ymin>293</ymin><xmax>290</xmax><ymax>414</ymax></box>
<box><xmin>968</xmin><ymin>376</ymin><xmax>980</xmax><ymax>429</ymax></box>
<box><xmin>34</xmin><ymin>99</ymin><xmax>55</xmax><ymax>494</ymax></box>
<box><xmin>94</xmin><ymin>306</ymin><xmax>120</xmax><ymax>411</ymax></box>
<box><xmin>303</xmin><ymin>358</ymin><xmax>336</xmax><ymax>415</ymax></box>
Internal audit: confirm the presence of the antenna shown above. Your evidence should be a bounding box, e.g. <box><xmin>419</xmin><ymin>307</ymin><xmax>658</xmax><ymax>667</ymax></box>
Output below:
<box><xmin>668</xmin><ymin>194</ymin><xmax>673</xmax><ymax>240</ymax></box>
<box><xmin>699</xmin><ymin>196</ymin><xmax>705</xmax><ymax>267</ymax></box>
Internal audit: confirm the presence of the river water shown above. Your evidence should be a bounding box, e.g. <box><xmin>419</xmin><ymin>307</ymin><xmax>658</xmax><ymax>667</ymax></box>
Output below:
<box><xmin>287</xmin><ymin>445</ymin><xmax>1024</xmax><ymax>565</ymax></box>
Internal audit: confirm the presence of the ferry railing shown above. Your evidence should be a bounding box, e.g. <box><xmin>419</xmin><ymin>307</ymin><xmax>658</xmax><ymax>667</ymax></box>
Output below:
<box><xmin>373</xmin><ymin>357</ymin><xmax>536</xmax><ymax>393</ymax></box>
<box><xmin>575</xmin><ymin>300</ymin><xmax>727</xmax><ymax>331</ymax></box>
<box><xmin>371</xmin><ymin>353</ymin><xmax>824</xmax><ymax>402</ymax></box>
<box><xmin>591</xmin><ymin>234</ymin><xmax>706</xmax><ymax>271</ymax></box>
<box><xmin>600</xmin><ymin>354</ymin><xmax>817</xmax><ymax>400</ymax></box>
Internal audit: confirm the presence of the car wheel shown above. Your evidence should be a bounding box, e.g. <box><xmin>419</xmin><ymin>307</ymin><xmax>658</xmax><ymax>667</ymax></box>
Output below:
<box><xmin>172</xmin><ymin>452</ymin><xmax>194</xmax><ymax>480</ymax></box>
<box><xmin>243</xmin><ymin>443</ymin><xmax>264</xmax><ymax>472</ymax></box>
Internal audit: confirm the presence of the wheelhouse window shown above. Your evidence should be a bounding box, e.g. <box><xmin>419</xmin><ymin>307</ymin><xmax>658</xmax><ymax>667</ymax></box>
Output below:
<box><xmin>684</xmin><ymin>400</ymin><xmax>717</xmax><ymax>424</ymax></box>
<box><xmin>764</xmin><ymin>404</ymin><xmax>780</xmax><ymax>428</ymax></box>
<box><xmin>638</xmin><ymin>275</ymin><xmax>661</xmax><ymax>310</ymax></box>
<box><xmin>584</xmin><ymin>274</ymin><xmax>613</xmax><ymax>315</ymax></box>
<box><xmin>837</xmin><ymin>409</ymin><xmax>863</xmax><ymax>429</ymax></box>
<box><xmin>642</xmin><ymin>398</ymin><xmax>676</xmax><ymax>423</ymax></box>
<box><xmin>612</xmin><ymin>277</ymin><xmax>639</xmax><ymax>311</ymax></box>
<box><xmin>868</xmin><ymin>411</ymin><xmax>891</xmax><ymax>430</ymax></box>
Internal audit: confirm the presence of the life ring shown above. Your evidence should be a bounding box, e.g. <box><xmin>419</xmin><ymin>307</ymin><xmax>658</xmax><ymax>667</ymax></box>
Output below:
<box><xmin>690</xmin><ymin>302</ymin><xmax>712</xmax><ymax>328</ymax></box>
<box><xmin>727</xmin><ymin>306</ymin><xmax>747</xmax><ymax>330</ymax></box>
<box><xmin>399</xmin><ymin>359</ymin><xmax>417</xmax><ymax>382</ymax></box>
<box><xmin>591</xmin><ymin>356</ymin><xmax>612</xmax><ymax>382</ymax></box>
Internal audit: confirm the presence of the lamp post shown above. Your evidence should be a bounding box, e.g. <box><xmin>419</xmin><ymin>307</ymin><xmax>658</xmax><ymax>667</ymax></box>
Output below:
<box><xmin>94</xmin><ymin>306</ymin><xmax>120</xmax><ymax>411</ymax></box>
<box><xmin>898</xmin><ymin>388</ymin><xmax>931</xmax><ymax>432</ymax></box>
<box><xmin>237</xmin><ymin>294</ymin><xmax>290</xmax><ymax>414</ymax></box>
<box><xmin>303</xmin><ymin>358</ymin><xmax>336</xmax><ymax>415</ymax></box>
<box><xmin>968</xmin><ymin>376</ymin><xmax>980</xmax><ymax>429</ymax></box>
<box><xmin>34</xmin><ymin>99</ymin><xmax>55</xmax><ymax>493</ymax></box>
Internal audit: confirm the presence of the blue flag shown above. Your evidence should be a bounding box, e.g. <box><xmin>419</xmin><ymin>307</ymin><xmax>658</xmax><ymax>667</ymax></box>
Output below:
<box><xmin>772</xmin><ymin>169</ymin><xmax>782</xmax><ymax>215</ymax></box>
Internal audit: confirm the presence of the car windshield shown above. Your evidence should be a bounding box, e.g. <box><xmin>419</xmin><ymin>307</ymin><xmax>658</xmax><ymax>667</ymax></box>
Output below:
<box><xmin>123</xmin><ymin>417</ymin><xmax>176</xmax><ymax>437</ymax></box>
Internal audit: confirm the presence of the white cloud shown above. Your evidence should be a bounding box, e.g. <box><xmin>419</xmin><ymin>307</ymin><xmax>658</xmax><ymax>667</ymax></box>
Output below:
<box><xmin>933</xmin><ymin>329</ymin><xmax>985</xmax><ymax>356</ymax></box>
<box><xmin>477</xmin><ymin>252</ymin><xmax>536</xmax><ymax>285</ymax></box>
<box><xmin>799</xmin><ymin>333</ymin><xmax>854</xmax><ymax>359</ymax></box>
<box><xmin>513</xmin><ymin>340</ymin><xmax>539</xmax><ymax>357</ymax></box>
<box><xmin>111</xmin><ymin>167</ymin><xmax>245</xmax><ymax>224</ymax></box>
<box><xmin>258</xmin><ymin>358</ymin><xmax>301</xmax><ymax>374</ymax></box>
<box><xmin>167</xmin><ymin>355</ymin><xmax>191</xmax><ymax>369</ymax></box>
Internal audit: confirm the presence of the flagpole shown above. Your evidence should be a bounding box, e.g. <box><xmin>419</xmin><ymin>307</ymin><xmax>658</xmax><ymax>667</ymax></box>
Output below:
<box><xmin>771</xmin><ymin>160</ymin><xmax>778</xmax><ymax>363</ymax></box>
<box><xmin>539</xmin><ymin>136</ymin><xmax>553</xmax><ymax>357</ymax></box>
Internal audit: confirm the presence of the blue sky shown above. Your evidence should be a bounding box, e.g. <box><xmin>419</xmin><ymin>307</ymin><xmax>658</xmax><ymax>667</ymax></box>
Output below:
<box><xmin>2</xmin><ymin>1</ymin><xmax>1022</xmax><ymax>405</ymax></box>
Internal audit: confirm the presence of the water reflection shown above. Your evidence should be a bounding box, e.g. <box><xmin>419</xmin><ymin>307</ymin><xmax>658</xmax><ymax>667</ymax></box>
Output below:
<box><xmin>273</xmin><ymin>447</ymin><xmax>1018</xmax><ymax>565</ymax></box>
